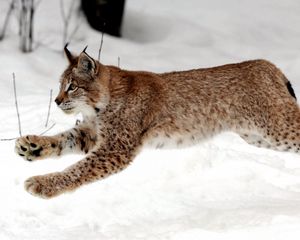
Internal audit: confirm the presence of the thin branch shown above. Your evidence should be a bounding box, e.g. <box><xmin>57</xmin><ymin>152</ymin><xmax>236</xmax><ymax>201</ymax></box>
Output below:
<box><xmin>1</xmin><ymin>122</ymin><xmax>56</xmax><ymax>141</ymax></box>
<box><xmin>66</xmin><ymin>0</ymin><xmax>75</xmax><ymax>23</ymax></box>
<box><xmin>67</xmin><ymin>20</ymin><xmax>80</xmax><ymax>42</ymax></box>
<box><xmin>60</xmin><ymin>0</ymin><xmax>76</xmax><ymax>25</ymax></box>
<box><xmin>60</xmin><ymin>0</ymin><xmax>66</xmax><ymax>23</ymax></box>
<box><xmin>45</xmin><ymin>89</ymin><xmax>53</xmax><ymax>127</ymax></box>
<box><xmin>118</xmin><ymin>56</ymin><xmax>120</xmax><ymax>68</ymax></box>
<box><xmin>13</xmin><ymin>73</ymin><xmax>22</xmax><ymax>137</ymax></box>
<box><xmin>35</xmin><ymin>0</ymin><xmax>43</xmax><ymax>8</ymax></box>
<box><xmin>1</xmin><ymin>83</ymin><xmax>57</xmax><ymax>141</ymax></box>
<box><xmin>60</xmin><ymin>0</ymin><xmax>67</xmax><ymax>47</ymax></box>
<box><xmin>60</xmin><ymin>0</ymin><xmax>76</xmax><ymax>48</ymax></box>
<box><xmin>98</xmin><ymin>30</ymin><xmax>104</xmax><ymax>61</ymax></box>
<box><xmin>0</xmin><ymin>137</ymin><xmax>17</xmax><ymax>141</ymax></box>
<box><xmin>39</xmin><ymin>123</ymin><xmax>56</xmax><ymax>136</ymax></box>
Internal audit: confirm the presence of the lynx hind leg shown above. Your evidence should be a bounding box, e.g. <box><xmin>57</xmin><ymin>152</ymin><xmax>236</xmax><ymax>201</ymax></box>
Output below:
<box><xmin>263</xmin><ymin>123</ymin><xmax>300</xmax><ymax>153</ymax></box>
<box><xmin>240</xmin><ymin>133</ymin><xmax>273</xmax><ymax>149</ymax></box>
<box><xmin>240</xmin><ymin>122</ymin><xmax>300</xmax><ymax>153</ymax></box>
<box><xmin>252</xmin><ymin>103</ymin><xmax>300</xmax><ymax>154</ymax></box>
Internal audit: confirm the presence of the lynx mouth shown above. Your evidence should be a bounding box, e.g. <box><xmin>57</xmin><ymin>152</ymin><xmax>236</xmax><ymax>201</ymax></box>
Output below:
<box><xmin>61</xmin><ymin>107</ymin><xmax>75</xmax><ymax>114</ymax></box>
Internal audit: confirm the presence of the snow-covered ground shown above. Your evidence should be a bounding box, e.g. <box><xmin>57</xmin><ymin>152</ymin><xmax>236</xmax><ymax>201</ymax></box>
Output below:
<box><xmin>1</xmin><ymin>0</ymin><xmax>300</xmax><ymax>239</ymax></box>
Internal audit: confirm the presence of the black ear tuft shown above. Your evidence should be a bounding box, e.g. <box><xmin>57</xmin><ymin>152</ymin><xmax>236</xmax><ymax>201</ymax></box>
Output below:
<box><xmin>64</xmin><ymin>43</ymin><xmax>75</xmax><ymax>64</ymax></box>
<box><xmin>82</xmin><ymin>45</ymin><xmax>88</xmax><ymax>53</ymax></box>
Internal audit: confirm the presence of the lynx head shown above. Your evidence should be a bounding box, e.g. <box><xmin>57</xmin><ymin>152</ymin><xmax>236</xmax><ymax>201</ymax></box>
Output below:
<box><xmin>55</xmin><ymin>45</ymin><xmax>109</xmax><ymax>118</ymax></box>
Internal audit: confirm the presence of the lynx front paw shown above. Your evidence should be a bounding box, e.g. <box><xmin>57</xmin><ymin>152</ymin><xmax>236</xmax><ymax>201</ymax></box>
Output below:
<box><xmin>15</xmin><ymin>135</ymin><xmax>57</xmax><ymax>161</ymax></box>
<box><xmin>25</xmin><ymin>173</ymin><xmax>65</xmax><ymax>199</ymax></box>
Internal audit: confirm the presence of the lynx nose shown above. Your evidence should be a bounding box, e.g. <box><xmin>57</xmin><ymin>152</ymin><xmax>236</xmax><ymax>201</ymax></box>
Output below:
<box><xmin>55</xmin><ymin>98</ymin><xmax>62</xmax><ymax>106</ymax></box>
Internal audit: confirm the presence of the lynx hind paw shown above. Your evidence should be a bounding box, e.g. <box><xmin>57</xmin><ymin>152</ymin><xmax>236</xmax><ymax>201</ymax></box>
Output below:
<box><xmin>15</xmin><ymin>135</ymin><xmax>54</xmax><ymax>161</ymax></box>
<box><xmin>25</xmin><ymin>174</ymin><xmax>63</xmax><ymax>199</ymax></box>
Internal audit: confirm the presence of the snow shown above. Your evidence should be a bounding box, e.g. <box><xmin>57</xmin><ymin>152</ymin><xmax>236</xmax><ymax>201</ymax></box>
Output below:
<box><xmin>1</xmin><ymin>0</ymin><xmax>300</xmax><ymax>239</ymax></box>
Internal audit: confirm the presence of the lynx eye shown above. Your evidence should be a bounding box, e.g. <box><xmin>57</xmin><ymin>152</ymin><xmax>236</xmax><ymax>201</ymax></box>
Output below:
<box><xmin>67</xmin><ymin>83</ymin><xmax>78</xmax><ymax>92</ymax></box>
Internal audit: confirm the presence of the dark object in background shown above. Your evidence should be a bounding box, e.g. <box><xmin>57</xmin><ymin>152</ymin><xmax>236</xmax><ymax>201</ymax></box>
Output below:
<box><xmin>81</xmin><ymin>0</ymin><xmax>125</xmax><ymax>37</ymax></box>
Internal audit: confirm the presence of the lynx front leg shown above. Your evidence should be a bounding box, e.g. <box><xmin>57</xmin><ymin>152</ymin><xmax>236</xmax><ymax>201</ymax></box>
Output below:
<box><xmin>24</xmin><ymin>120</ymin><xmax>142</xmax><ymax>198</ymax></box>
<box><xmin>15</xmin><ymin>125</ymin><xmax>97</xmax><ymax>161</ymax></box>
<box><xmin>24</xmin><ymin>144</ymin><xmax>140</xmax><ymax>198</ymax></box>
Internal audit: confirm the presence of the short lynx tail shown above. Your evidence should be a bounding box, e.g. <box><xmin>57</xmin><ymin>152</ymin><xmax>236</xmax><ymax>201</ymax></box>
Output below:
<box><xmin>281</xmin><ymin>74</ymin><xmax>297</xmax><ymax>99</ymax></box>
<box><xmin>286</xmin><ymin>81</ymin><xmax>297</xmax><ymax>99</ymax></box>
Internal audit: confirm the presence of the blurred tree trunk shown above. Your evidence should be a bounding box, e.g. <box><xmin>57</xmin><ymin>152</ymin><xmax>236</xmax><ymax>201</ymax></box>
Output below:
<box><xmin>0</xmin><ymin>0</ymin><xmax>16</xmax><ymax>41</ymax></box>
<box><xmin>19</xmin><ymin>0</ymin><xmax>34</xmax><ymax>52</ymax></box>
<box><xmin>81</xmin><ymin>0</ymin><xmax>125</xmax><ymax>37</ymax></box>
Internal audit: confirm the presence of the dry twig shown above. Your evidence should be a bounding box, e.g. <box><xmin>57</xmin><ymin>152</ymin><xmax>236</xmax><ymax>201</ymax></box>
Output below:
<box><xmin>98</xmin><ymin>30</ymin><xmax>104</xmax><ymax>61</ymax></box>
<box><xmin>0</xmin><ymin>137</ymin><xmax>17</xmax><ymax>141</ymax></box>
<box><xmin>60</xmin><ymin>0</ymin><xmax>76</xmax><ymax>48</ymax></box>
<box><xmin>45</xmin><ymin>89</ymin><xmax>53</xmax><ymax>127</ymax></box>
<box><xmin>13</xmin><ymin>73</ymin><xmax>22</xmax><ymax>137</ymax></box>
<box><xmin>1</xmin><ymin>123</ymin><xmax>56</xmax><ymax>141</ymax></box>
<box><xmin>39</xmin><ymin>123</ymin><xmax>56</xmax><ymax>136</ymax></box>
<box><xmin>1</xmin><ymin>83</ymin><xmax>56</xmax><ymax>141</ymax></box>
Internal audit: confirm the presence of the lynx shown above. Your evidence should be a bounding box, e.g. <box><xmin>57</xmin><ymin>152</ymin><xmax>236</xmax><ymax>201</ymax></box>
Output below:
<box><xmin>15</xmin><ymin>46</ymin><xmax>299</xmax><ymax>198</ymax></box>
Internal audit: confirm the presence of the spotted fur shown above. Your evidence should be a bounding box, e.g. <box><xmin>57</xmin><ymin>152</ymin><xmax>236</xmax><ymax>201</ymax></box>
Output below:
<box><xmin>15</xmin><ymin>47</ymin><xmax>299</xmax><ymax>198</ymax></box>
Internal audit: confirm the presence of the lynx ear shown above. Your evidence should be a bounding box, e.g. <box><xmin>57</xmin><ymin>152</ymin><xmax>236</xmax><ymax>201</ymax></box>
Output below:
<box><xmin>64</xmin><ymin>43</ymin><xmax>75</xmax><ymax>64</ymax></box>
<box><xmin>77</xmin><ymin>51</ymin><xmax>96</xmax><ymax>76</ymax></box>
